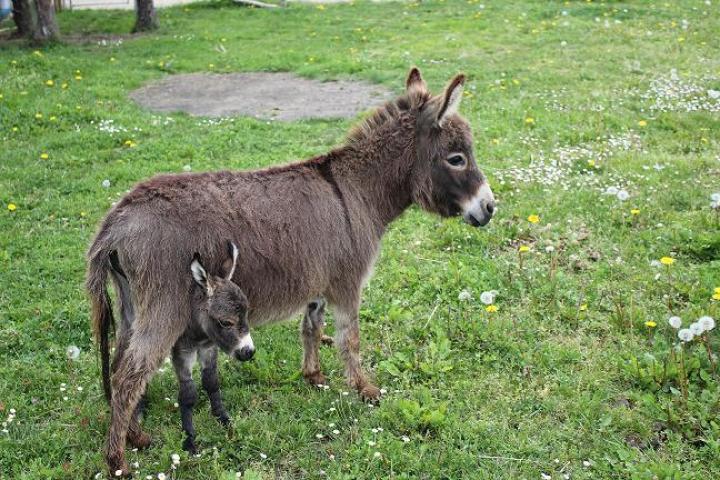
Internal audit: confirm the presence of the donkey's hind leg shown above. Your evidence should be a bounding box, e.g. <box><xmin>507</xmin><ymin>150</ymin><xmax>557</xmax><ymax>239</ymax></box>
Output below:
<box><xmin>105</xmin><ymin>324</ymin><xmax>181</xmax><ymax>476</ymax></box>
<box><xmin>301</xmin><ymin>299</ymin><xmax>329</xmax><ymax>386</ymax></box>
<box><xmin>198</xmin><ymin>346</ymin><xmax>230</xmax><ymax>426</ymax></box>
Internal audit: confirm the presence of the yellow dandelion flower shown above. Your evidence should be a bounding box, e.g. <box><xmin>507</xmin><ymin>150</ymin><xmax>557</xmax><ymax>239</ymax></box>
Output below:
<box><xmin>491</xmin><ymin>138</ymin><xmax>500</xmax><ymax>145</ymax></box>
<box><xmin>630</xmin><ymin>209</ymin><xmax>640</xmax><ymax>215</ymax></box>
<box><xmin>512</xmin><ymin>79</ymin><xmax>520</xmax><ymax>85</ymax></box>
<box><xmin>74</xmin><ymin>75</ymin><xmax>82</xmax><ymax>80</ymax></box>
<box><xmin>714</xmin><ymin>287</ymin><xmax>720</xmax><ymax>294</ymax></box>
<box><xmin>45</xmin><ymin>79</ymin><xmax>54</xmax><ymax>87</ymax></box>
<box><xmin>587</xmin><ymin>159</ymin><xmax>596</xmax><ymax>167</ymax></box>
<box><xmin>40</xmin><ymin>153</ymin><xmax>49</xmax><ymax>160</ymax></box>
<box><xmin>35</xmin><ymin>113</ymin><xmax>43</xmax><ymax>119</ymax></box>
<box><xmin>208</xmin><ymin>64</ymin><xmax>215</xmax><ymax>69</ymax></box>
<box><xmin>645</xmin><ymin>321</ymin><xmax>657</xmax><ymax>328</ymax></box>
<box><xmin>12</xmin><ymin>127</ymin><xmax>18</xmax><ymax>132</ymax></box>
<box><xmin>8</xmin><ymin>203</ymin><xmax>17</xmax><ymax>211</ymax></box>
<box><xmin>579</xmin><ymin>303</ymin><xmax>588</xmax><ymax>312</ymax></box>
<box><xmin>527</xmin><ymin>214</ymin><xmax>540</xmax><ymax>224</ymax></box>
<box><xmin>638</xmin><ymin>120</ymin><xmax>647</xmax><ymax>127</ymax></box>
<box><xmin>518</xmin><ymin>245</ymin><xmax>530</xmax><ymax>253</ymax></box>
<box><xmin>33</xmin><ymin>50</ymin><xmax>42</xmax><ymax>56</ymax></box>
<box><xmin>316</xmin><ymin>4</ymin><xmax>325</xmax><ymax>9</ymax></box>
<box><xmin>525</xmin><ymin>117</ymin><xmax>535</xmax><ymax>125</ymax></box>
<box><xmin>712</xmin><ymin>293</ymin><xmax>720</xmax><ymax>301</ymax></box>
<box><xmin>485</xmin><ymin>304</ymin><xmax>498</xmax><ymax>313</ymax></box>
<box><xmin>61</xmin><ymin>83</ymin><xmax>68</xmax><ymax>89</ymax></box>
<box><xmin>660</xmin><ymin>256</ymin><xmax>675</xmax><ymax>266</ymax></box>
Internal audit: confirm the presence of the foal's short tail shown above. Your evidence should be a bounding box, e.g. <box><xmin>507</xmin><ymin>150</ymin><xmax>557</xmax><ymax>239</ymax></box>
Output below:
<box><xmin>86</xmin><ymin>239</ymin><xmax>115</xmax><ymax>403</ymax></box>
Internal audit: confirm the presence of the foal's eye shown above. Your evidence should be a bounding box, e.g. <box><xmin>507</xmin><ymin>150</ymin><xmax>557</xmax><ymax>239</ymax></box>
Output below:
<box><xmin>218</xmin><ymin>319</ymin><xmax>235</xmax><ymax>329</ymax></box>
<box><xmin>446</xmin><ymin>154</ymin><xmax>466</xmax><ymax>168</ymax></box>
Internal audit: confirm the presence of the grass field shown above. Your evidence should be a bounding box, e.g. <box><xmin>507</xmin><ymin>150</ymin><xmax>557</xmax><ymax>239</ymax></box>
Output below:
<box><xmin>1</xmin><ymin>0</ymin><xmax>720</xmax><ymax>478</ymax></box>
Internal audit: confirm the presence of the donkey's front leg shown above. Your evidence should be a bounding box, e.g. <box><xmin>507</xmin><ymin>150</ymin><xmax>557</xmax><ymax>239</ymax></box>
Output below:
<box><xmin>198</xmin><ymin>346</ymin><xmax>230</xmax><ymax>426</ymax></box>
<box><xmin>171</xmin><ymin>346</ymin><xmax>199</xmax><ymax>454</ymax></box>
<box><xmin>302</xmin><ymin>299</ymin><xmax>330</xmax><ymax>386</ymax></box>
<box><xmin>334</xmin><ymin>305</ymin><xmax>381</xmax><ymax>402</ymax></box>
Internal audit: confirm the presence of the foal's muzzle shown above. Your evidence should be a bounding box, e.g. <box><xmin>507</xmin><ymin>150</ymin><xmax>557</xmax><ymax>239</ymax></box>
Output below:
<box><xmin>233</xmin><ymin>334</ymin><xmax>255</xmax><ymax>361</ymax></box>
<box><xmin>461</xmin><ymin>183</ymin><xmax>495</xmax><ymax>228</ymax></box>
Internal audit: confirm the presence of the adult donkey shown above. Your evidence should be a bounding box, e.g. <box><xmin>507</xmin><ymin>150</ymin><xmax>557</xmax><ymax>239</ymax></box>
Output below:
<box><xmin>87</xmin><ymin>67</ymin><xmax>495</xmax><ymax>475</ymax></box>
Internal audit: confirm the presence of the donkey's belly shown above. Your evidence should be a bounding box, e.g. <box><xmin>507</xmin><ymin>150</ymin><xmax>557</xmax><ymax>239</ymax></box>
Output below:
<box><xmin>247</xmin><ymin>303</ymin><xmax>308</xmax><ymax>328</ymax></box>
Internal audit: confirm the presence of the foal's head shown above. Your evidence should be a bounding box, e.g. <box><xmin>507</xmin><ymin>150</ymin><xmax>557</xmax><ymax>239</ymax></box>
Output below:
<box><xmin>190</xmin><ymin>242</ymin><xmax>255</xmax><ymax>361</ymax></box>
<box><xmin>405</xmin><ymin>68</ymin><xmax>496</xmax><ymax>227</ymax></box>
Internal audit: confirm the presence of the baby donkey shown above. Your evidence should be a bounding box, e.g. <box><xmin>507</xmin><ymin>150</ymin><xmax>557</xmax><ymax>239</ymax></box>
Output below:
<box><xmin>172</xmin><ymin>242</ymin><xmax>255</xmax><ymax>453</ymax></box>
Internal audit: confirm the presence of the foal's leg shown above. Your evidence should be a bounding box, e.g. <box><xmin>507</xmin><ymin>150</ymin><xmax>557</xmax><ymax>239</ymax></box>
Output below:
<box><xmin>106</xmin><ymin>331</ymin><xmax>175</xmax><ymax>476</ymax></box>
<box><xmin>198</xmin><ymin>346</ymin><xmax>230</xmax><ymax>426</ymax></box>
<box><xmin>172</xmin><ymin>345</ymin><xmax>200</xmax><ymax>454</ymax></box>
<box><xmin>334</xmin><ymin>303</ymin><xmax>381</xmax><ymax>402</ymax></box>
<box><xmin>301</xmin><ymin>299</ymin><xmax>330</xmax><ymax>386</ymax></box>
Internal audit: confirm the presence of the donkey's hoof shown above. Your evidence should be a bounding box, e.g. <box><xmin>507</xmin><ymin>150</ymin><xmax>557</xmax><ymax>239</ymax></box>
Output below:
<box><xmin>217</xmin><ymin>414</ymin><xmax>231</xmax><ymax>427</ymax></box>
<box><xmin>359</xmin><ymin>383</ymin><xmax>382</xmax><ymax>403</ymax></box>
<box><xmin>320</xmin><ymin>335</ymin><xmax>334</xmax><ymax>347</ymax></box>
<box><xmin>128</xmin><ymin>431</ymin><xmax>152</xmax><ymax>449</ymax></box>
<box><xmin>106</xmin><ymin>456</ymin><xmax>130</xmax><ymax>478</ymax></box>
<box><xmin>182</xmin><ymin>437</ymin><xmax>198</xmax><ymax>455</ymax></box>
<box><xmin>304</xmin><ymin>371</ymin><xmax>327</xmax><ymax>387</ymax></box>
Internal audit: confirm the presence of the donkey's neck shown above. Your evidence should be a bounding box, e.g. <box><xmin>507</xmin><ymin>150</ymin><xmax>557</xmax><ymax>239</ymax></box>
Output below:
<box><xmin>328</xmin><ymin>120</ymin><xmax>416</xmax><ymax>230</ymax></box>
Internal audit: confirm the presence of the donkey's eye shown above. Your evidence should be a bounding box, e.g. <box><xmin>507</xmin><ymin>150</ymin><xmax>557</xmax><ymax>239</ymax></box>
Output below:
<box><xmin>218</xmin><ymin>319</ymin><xmax>235</xmax><ymax>329</ymax></box>
<box><xmin>446</xmin><ymin>154</ymin><xmax>466</xmax><ymax>168</ymax></box>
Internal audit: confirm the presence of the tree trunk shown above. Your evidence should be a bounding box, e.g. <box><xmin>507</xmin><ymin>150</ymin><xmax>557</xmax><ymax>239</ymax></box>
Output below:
<box><xmin>33</xmin><ymin>0</ymin><xmax>58</xmax><ymax>42</ymax></box>
<box><xmin>11</xmin><ymin>0</ymin><xmax>58</xmax><ymax>42</ymax></box>
<box><xmin>133</xmin><ymin>0</ymin><xmax>158</xmax><ymax>33</ymax></box>
<box><xmin>11</xmin><ymin>0</ymin><xmax>34</xmax><ymax>38</ymax></box>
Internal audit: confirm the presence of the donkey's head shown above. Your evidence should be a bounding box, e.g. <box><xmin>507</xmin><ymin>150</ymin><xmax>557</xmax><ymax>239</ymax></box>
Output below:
<box><xmin>190</xmin><ymin>242</ymin><xmax>255</xmax><ymax>361</ymax></box>
<box><xmin>406</xmin><ymin>68</ymin><xmax>495</xmax><ymax>227</ymax></box>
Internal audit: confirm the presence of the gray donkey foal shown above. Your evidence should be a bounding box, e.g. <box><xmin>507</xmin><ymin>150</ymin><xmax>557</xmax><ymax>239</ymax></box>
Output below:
<box><xmin>171</xmin><ymin>242</ymin><xmax>254</xmax><ymax>453</ymax></box>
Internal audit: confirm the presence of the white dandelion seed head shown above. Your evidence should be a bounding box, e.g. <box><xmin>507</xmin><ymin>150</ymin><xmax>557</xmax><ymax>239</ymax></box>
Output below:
<box><xmin>699</xmin><ymin>316</ymin><xmax>715</xmax><ymax>331</ymax></box>
<box><xmin>650</xmin><ymin>260</ymin><xmax>662</xmax><ymax>268</ymax></box>
<box><xmin>711</xmin><ymin>193</ymin><xmax>720</xmax><ymax>202</ymax></box>
<box><xmin>605</xmin><ymin>186</ymin><xmax>619</xmax><ymax>195</ymax></box>
<box><xmin>668</xmin><ymin>316</ymin><xmax>682</xmax><ymax>329</ymax></box>
<box><xmin>458</xmin><ymin>289</ymin><xmax>472</xmax><ymax>302</ymax></box>
<box><xmin>541</xmin><ymin>473</ymin><xmax>552</xmax><ymax>480</ymax></box>
<box><xmin>182</xmin><ymin>165</ymin><xmax>192</xmax><ymax>172</ymax></box>
<box><xmin>157</xmin><ymin>474</ymin><xmax>166</xmax><ymax>480</ymax></box>
<box><xmin>678</xmin><ymin>328</ymin><xmax>694</xmax><ymax>342</ymax></box>
<box><xmin>66</xmin><ymin>345</ymin><xmax>80</xmax><ymax>361</ymax></box>
<box><xmin>171</xmin><ymin>453</ymin><xmax>180</xmax><ymax>465</ymax></box>
<box><xmin>259</xmin><ymin>453</ymin><xmax>267</xmax><ymax>459</ymax></box>
<box><xmin>373</xmin><ymin>452</ymin><xmax>382</xmax><ymax>459</ymax></box>
<box><xmin>690</xmin><ymin>322</ymin><xmax>704</xmax><ymax>336</ymax></box>
<box><xmin>480</xmin><ymin>291</ymin><xmax>496</xmax><ymax>305</ymax></box>
<box><xmin>101</xmin><ymin>179</ymin><xmax>111</xmax><ymax>189</ymax></box>
<box><xmin>401</xmin><ymin>435</ymin><xmax>410</xmax><ymax>443</ymax></box>
<box><xmin>545</xmin><ymin>245</ymin><xmax>555</xmax><ymax>253</ymax></box>
<box><xmin>617</xmin><ymin>189</ymin><xmax>630</xmax><ymax>201</ymax></box>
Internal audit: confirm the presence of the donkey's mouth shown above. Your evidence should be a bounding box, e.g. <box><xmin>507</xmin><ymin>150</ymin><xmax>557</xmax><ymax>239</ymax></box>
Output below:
<box><xmin>464</xmin><ymin>211</ymin><xmax>490</xmax><ymax>227</ymax></box>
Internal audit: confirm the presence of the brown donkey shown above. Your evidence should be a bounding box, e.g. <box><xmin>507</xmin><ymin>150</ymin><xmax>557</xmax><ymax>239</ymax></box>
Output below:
<box><xmin>86</xmin><ymin>68</ymin><xmax>495</xmax><ymax>475</ymax></box>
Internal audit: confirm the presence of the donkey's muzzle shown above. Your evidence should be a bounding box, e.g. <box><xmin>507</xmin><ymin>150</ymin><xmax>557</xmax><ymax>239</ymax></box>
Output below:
<box><xmin>461</xmin><ymin>183</ymin><xmax>495</xmax><ymax>228</ymax></box>
<box><xmin>234</xmin><ymin>346</ymin><xmax>255</xmax><ymax>361</ymax></box>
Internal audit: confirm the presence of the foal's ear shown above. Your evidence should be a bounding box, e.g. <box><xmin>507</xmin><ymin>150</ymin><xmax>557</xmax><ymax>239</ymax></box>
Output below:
<box><xmin>406</xmin><ymin>67</ymin><xmax>427</xmax><ymax>93</ymax></box>
<box><xmin>226</xmin><ymin>241</ymin><xmax>239</xmax><ymax>281</ymax></box>
<box><xmin>191</xmin><ymin>253</ymin><xmax>213</xmax><ymax>296</ymax></box>
<box><xmin>436</xmin><ymin>73</ymin><xmax>466</xmax><ymax>127</ymax></box>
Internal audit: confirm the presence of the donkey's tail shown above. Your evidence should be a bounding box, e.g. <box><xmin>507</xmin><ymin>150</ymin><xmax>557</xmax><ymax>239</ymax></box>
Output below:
<box><xmin>86</xmin><ymin>236</ymin><xmax>115</xmax><ymax>403</ymax></box>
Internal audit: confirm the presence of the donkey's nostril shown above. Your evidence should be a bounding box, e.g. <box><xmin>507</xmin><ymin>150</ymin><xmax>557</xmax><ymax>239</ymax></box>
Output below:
<box><xmin>235</xmin><ymin>346</ymin><xmax>255</xmax><ymax>362</ymax></box>
<box><xmin>485</xmin><ymin>201</ymin><xmax>496</xmax><ymax>216</ymax></box>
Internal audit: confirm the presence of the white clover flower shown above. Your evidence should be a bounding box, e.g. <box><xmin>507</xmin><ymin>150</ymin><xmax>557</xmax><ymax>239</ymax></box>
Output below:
<box><xmin>690</xmin><ymin>322</ymin><xmax>704</xmax><ymax>336</ymax></box>
<box><xmin>711</xmin><ymin>193</ymin><xmax>720</xmax><ymax>202</ymax></box>
<box><xmin>66</xmin><ymin>345</ymin><xmax>80</xmax><ymax>361</ymax></box>
<box><xmin>401</xmin><ymin>435</ymin><xmax>410</xmax><ymax>443</ymax></box>
<box><xmin>668</xmin><ymin>316</ymin><xmax>682</xmax><ymax>329</ymax></box>
<box><xmin>458</xmin><ymin>289</ymin><xmax>472</xmax><ymax>302</ymax></box>
<box><xmin>101</xmin><ymin>179</ymin><xmax>111</xmax><ymax>188</ymax></box>
<box><xmin>480</xmin><ymin>291</ymin><xmax>496</xmax><ymax>305</ymax></box>
<box><xmin>157</xmin><ymin>474</ymin><xmax>166</xmax><ymax>480</ymax></box>
<box><xmin>373</xmin><ymin>452</ymin><xmax>382</xmax><ymax>459</ymax></box>
<box><xmin>709</xmin><ymin>90</ymin><xmax>720</xmax><ymax>100</ymax></box>
<box><xmin>259</xmin><ymin>453</ymin><xmax>267</xmax><ymax>459</ymax></box>
<box><xmin>616</xmin><ymin>189</ymin><xmax>630</xmax><ymax>201</ymax></box>
<box><xmin>698</xmin><ymin>316</ymin><xmax>715</xmax><ymax>331</ymax></box>
<box><xmin>368</xmin><ymin>440</ymin><xmax>376</xmax><ymax>447</ymax></box>
<box><xmin>171</xmin><ymin>453</ymin><xmax>180</xmax><ymax>465</ymax></box>
<box><xmin>678</xmin><ymin>328</ymin><xmax>694</xmax><ymax>342</ymax></box>
<box><xmin>604</xmin><ymin>186</ymin><xmax>619</xmax><ymax>195</ymax></box>
<box><xmin>541</xmin><ymin>474</ymin><xmax>552</xmax><ymax>480</ymax></box>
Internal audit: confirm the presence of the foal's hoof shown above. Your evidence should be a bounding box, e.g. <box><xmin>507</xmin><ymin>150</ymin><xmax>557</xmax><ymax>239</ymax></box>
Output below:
<box><xmin>128</xmin><ymin>431</ymin><xmax>152</xmax><ymax>449</ymax></box>
<box><xmin>304</xmin><ymin>371</ymin><xmax>327</xmax><ymax>387</ymax></box>
<box><xmin>217</xmin><ymin>414</ymin><xmax>231</xmax><ymax>427</ymax></box>
<box><xmin>182</xmin><ymin>437</ymin><xmax>198</xmax><ymax>455</ymax></box>
<box><xmin>359</xmin><ymin>383</ymin><xmax>382</xmax><ymax>403</ymax></box>
<box><xmin>320</xmin><ymin>335</ymin><xmax>334</xmax><ymax>346</ymax></box>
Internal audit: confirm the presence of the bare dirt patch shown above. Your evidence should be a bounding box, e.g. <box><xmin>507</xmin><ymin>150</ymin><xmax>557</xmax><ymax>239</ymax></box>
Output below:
<box><xmin>129</xmin><ymin>72</ymin><xmax>394</xmax><ymax>121</ymax></box>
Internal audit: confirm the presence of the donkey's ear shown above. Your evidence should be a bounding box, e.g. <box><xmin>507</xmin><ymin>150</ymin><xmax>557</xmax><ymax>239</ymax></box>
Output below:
<box><xmin>191</xmin><ymin>253</ymin><xmax>212</xmax><ymax>295</ymax></box>
<box><xmin>436</xmin><ymin>74</ymin><xmax>466</xmax><ymax>127</ymax></box>
<box><xmin>226</xmin><ymin>241</ymin><xmax>239</xmax><ymax>281</ymax></box>
<box><xmin>406</xmin><ymin>67</ymin><xmax>427</xmax><ymax>93</ymax></box>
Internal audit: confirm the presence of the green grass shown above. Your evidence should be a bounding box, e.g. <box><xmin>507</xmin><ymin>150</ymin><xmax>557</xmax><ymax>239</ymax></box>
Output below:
<box><xmin>1</xmin><ymin>0</ymin><xmax>720</xmax><ymax>478</ymax></box>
